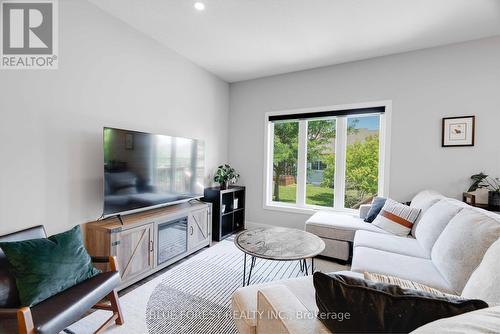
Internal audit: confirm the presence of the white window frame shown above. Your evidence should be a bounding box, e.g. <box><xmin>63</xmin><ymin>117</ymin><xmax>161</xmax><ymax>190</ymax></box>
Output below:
<box><xmin>263</xmin><ymin>100</ymin><xmax>392</xmax><ymax>215</ymax></box>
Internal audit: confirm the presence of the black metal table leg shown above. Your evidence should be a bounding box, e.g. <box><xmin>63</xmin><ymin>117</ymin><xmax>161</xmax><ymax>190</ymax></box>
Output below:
<box><xmin>242</xmin><ymin>254</ymin><xmax>316</xmax><ymax>286</ymax></box>
<box><xmin>242</xmin><ymin>253</ymin><xmax>247</xmax><ymax>287</ymax></box>
<box><xmin>247</xmin><ymin>256</ymin><xmax>255</xmax><ymax>285</ymax></box>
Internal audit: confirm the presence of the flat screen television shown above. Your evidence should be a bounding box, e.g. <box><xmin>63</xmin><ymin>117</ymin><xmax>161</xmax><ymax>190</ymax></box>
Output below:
<box><xmin>103</xmin><ymin>127</ymin><xmax>205</xmax><ymax>216</ymax></box>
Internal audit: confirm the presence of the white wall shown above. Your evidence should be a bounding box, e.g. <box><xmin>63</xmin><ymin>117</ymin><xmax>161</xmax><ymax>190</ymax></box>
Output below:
<box><xmin>0</xmin><ymin>0</ymin><xmax>229</xmax><ymax>235</ymax></box>
<box><xmin>229</xmin><ymin>37</ymin><xmax>500</xmax><ymax>229</ymax></box>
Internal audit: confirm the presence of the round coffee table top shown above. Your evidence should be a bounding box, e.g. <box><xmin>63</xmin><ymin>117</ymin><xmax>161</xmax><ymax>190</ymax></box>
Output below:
<box><xmin>234</xmin><ymin>227</ymin><xmax>325</xmax><ymax>261</ymax></box>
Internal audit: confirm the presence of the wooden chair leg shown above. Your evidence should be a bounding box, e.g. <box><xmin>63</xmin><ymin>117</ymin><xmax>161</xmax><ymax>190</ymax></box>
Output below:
<box><xmin>94</xmin><ymin>313</ymin><xmax>118</xmax><ymax>334</ymax></box>
<box><xmin>17</xmin><ymin>307</ymin><xmax>35</xmax><ymax>334</ymax></box>
<box><xmin>107</xmin><ymin>289</ymin><xmax>124</xmax><ymax>325</ymax></box>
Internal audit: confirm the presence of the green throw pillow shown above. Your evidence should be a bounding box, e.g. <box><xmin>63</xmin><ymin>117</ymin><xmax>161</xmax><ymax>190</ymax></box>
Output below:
<box><xmin>0</xmin><ymin>225</ymin><xmax>101</xmax><ymax>306</ymax></box>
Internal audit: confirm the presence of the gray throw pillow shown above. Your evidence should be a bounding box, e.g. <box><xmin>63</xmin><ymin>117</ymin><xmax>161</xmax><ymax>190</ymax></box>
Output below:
<box><xmin>364</xmin><ymin>196</ymin><xmax>387</xmax><ymax>223</ymax></box>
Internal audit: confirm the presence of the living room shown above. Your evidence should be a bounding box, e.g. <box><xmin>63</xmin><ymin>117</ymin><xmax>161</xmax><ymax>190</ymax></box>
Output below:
<box><xmin>0</xmin><ymin>0</ymin><xmax>499</xmax><ymax>333</ymax></box>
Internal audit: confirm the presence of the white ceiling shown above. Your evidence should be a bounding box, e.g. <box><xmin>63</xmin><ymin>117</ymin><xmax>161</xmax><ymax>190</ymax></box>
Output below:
<box><xmin>89</xmin><ymin>0</ymin><xmax>500</xmax><ymax>82</ymax></box>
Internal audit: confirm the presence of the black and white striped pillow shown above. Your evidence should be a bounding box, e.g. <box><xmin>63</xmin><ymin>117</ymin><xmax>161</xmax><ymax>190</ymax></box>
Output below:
<box><xmin>372</xmin><ymin>199</ymin><xmax>421</xmax><ymax>236</ymax></box>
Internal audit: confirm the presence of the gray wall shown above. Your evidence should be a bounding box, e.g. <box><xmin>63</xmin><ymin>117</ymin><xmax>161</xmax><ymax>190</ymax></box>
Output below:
<box><xmin>1</xmin><ymin>2</ymin><xmax>498</xmax><ymax>235</ymax></box>
<box><xmin>0</xmin><ymin>0</ymin><xmax>229</xmax><ymax>235</ymax></box>
<box><xmin>229</xmin><ymin>37</ymin><xmax>500</xmax><ymax>229</ymax></box>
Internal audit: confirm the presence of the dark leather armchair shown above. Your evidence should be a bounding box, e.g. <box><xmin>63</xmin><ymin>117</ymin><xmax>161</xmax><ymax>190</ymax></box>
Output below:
<box><xmin>0</xmin><ymin>226</ymin><xmax>124</xmax><ymax>334</ymax></box>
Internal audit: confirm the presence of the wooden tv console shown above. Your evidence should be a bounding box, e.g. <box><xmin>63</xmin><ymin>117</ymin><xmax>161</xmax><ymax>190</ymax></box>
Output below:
<box><xmin>85</xmin><ymin>201</ymin><xmax>212</xmax><ymax>289</ymax></box>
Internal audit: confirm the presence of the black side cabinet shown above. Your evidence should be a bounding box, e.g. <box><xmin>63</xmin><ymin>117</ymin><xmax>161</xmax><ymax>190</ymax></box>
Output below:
<box><xmin>203</xmin><ymin>186</ymin><xmax>245</xmax><ymax>241</ymax></box>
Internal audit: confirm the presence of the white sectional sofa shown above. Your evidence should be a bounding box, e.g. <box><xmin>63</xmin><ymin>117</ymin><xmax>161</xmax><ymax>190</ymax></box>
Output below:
<box><xmin>231</xmin><ymin>190</ymin><xmax>500</xmax><ymax>334</ymax></box>
<box><xmin>304</xmin><ymin>190</ymin><xmax>445</xmax><ymax>262</ymax></box>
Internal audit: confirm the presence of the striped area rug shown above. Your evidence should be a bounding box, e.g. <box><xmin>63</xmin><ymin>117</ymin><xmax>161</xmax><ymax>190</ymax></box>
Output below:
<box><xmin>68</xmin><ymin>239</ymin><xmax>345</xmax><ymax>334</ymax></box>
<box><xmin>145</xmin><ymin>240</ymin><xmax>313</xmax><ymax>334</ymax></box>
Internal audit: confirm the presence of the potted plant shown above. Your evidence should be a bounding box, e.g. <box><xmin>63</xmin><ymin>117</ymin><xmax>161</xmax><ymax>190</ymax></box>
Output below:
<box><xmin>468</xmin><ymin>172</ymin><xmax>500</xmax><ymax>209</ymax></box>
<box><xmin>214</xmin><ymin>164</ymin><xmax>240</xmax><ymax>190</ymax></box>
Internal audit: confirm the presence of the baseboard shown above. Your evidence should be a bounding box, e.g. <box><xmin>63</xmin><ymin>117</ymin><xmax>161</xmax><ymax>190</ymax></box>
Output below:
<box><xmin>245</xmin><ymin>220</ymin><xmax>272</xmax><ymax>229</ymax></box>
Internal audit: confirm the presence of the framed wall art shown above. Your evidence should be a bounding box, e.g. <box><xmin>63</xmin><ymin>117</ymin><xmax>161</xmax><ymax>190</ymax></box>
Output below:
<box><xmin>442</xmin><ymin>116</ymin><xmax>475</xmax><ymax>147</ymax></box>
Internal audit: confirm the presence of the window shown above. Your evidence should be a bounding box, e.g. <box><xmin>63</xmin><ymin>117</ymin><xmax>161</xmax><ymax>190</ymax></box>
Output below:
<box><xmin>345</xmin><ymin>115</ymin><xmax>380</xmax><ymax>208</ymax></box>
<box><xmin>272</xmin><ymin>121</ymin><xmax>298</xmax><ymax>204</ymax></box>
<box><xmin>264</xmin><ymin>102</ymin><xmax>390</xmax><ymax>212</ymax></box>
<box><xmin>306</xmin><ymin>119</ymin><xmax>335</xmax><ymax>206</ymax></box>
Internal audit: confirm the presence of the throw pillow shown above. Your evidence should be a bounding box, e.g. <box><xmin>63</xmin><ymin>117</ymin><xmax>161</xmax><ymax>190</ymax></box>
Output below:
<box><xmin>414</xmin><ymin>199</ymin><xmax>464</xmax><ymax>252</ymax></box>
<box><xmin>363</xmin><ymin>196</ymin><xmax>387</xmax><ymax>223</ymax></box>
<box><xmin>0</xmin><ymin>225</ymin><xmax>100</xmax><ymax>306</ymax></box>
<box><xmin>313</xmin><ymin>272</ymin><xmax>488</xmax><ymax>334</ymax></box>
<box><xmin>364</xmin><ymin>272</ymin><xmax>462</xmax><ymax>299</ymax></box>
<box><xmin>409</xmin><ymin>190</ymin><xmax>444</xmax><ymax>236</ymax></box>
<box><xmin>372</xmin><ymin>198</ymin><xmax>421</xmax><ymax>236</ymax></box>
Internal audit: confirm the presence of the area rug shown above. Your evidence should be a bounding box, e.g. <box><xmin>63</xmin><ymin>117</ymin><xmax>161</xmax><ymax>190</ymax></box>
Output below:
<box><xmin>68</xmin><ymin>239</ymin><xmax>346</xmax><ymax>334</ymax></box>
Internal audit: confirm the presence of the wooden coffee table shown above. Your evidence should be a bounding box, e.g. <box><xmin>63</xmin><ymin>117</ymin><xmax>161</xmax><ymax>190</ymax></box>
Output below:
<box><xmin>235</xmin><ymin>227</ymin><xmax>325</xmax><ymax>286</ymax></box>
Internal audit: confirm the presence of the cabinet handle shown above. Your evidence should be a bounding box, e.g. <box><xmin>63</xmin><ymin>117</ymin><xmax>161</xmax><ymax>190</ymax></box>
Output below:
<box><xmin>190</xmin><ymin>226</ymin><xmax>194</xmax><ymax>235</ymax></box>
<box><xmin>150</xmin><ymin>240</ymin><xmax>154</xmax><ymax>252</ymax></box>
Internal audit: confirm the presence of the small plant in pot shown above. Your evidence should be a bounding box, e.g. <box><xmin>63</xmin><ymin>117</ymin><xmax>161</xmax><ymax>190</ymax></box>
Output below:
<box><xmin>468</xmin><ymin>172</ymin><xmax>500</xmax><ymax>209</ymax></box>
<box><xmin>214</xmin><ymin>164</ymin><xmax>240</xmax><ymax>190</ymax></box>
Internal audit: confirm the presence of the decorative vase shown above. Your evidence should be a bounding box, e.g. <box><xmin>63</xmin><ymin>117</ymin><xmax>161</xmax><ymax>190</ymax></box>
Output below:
<box><xmin>220</xmin><ymin>181</ymin><xmax>228</xmax><ymax>190</ymax></box>
<box><xmin>489</xmin><ymin>191</ymin><xmax>500</xmax><ymax>210</ymax></box>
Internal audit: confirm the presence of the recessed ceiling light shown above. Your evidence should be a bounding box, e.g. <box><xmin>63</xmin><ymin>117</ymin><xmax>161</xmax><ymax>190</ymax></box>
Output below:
<box><xmin>194</xmin><ymin>2</ymin><xmax>205</xmax><ymax>11</ymax></box>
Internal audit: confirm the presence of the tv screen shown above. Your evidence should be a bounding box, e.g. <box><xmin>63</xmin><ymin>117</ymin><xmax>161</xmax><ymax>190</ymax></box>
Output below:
<box><xmin>103</xmin><ymin>127</ymin><xmax>205</xmax><ymax>216</ymax></box>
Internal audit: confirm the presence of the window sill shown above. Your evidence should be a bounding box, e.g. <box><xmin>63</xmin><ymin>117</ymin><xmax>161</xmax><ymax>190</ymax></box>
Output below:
<box><xmin>263</xmin><ymin>202</ymin><xmax>359</xmax><ymax>216</ymax></box>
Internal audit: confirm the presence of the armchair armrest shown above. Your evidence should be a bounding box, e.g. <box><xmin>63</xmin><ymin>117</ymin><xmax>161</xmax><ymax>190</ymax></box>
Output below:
<box><xmin>257</xmin><ymin>285</ymin><xmax>330</xmax><ymax>334</ymax></box>
<box><xmin>0</xmin><ymin>307</ymin><xmax>34</xmax><ymax>334</ymax></box>
<box><xmin>359</xmin><ymin>204</ymin><xmax>372</xmax><ymax>220</ymax></box>
<box><xmin>91</xmin><ymin>256</ymin><xmax>119</xmax><ymax>272</ymax></box>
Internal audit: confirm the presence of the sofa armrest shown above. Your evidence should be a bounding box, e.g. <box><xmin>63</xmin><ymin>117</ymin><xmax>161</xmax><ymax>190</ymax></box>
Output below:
<box><xmin>359</xmin><ymin>204</ymin><xmax>372</xmax><ymax>220</ymax></box>
<box><xmin>257</xmin><ymin>285</ymin><xmax>330</xmax><ymax>334</ymax></box>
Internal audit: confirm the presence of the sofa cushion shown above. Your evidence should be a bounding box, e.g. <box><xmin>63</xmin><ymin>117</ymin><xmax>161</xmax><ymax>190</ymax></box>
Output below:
<box><xmin>431</xmin><ymin>208</ymin><xmax>500</xmax><ymax>294</ymax></box>
<box><xmin>313</xmin><ymin>272</ymin><xmax>487</xmax><ymax>334</ymax></box>
<box><xmin>232</xmin><ymin>276</ymin><xmax>315</xmax><ymax>330</ymax></box>
<box><xmin>461</xmin><ymin>237</ymin><xmax>500</xmax><ymax>304</ymax></box>
<box><xmin>372</xmin><ymin>199</ymin><xmax>421</xmax><ymax>236</ymax></box>
<box><xmin>354</xmin><ymin>230</ymin><xmax>429</xmax><ymax>258</ymax></box>
<box><xmin>410</xmin><ymin>190</ymin><xmax>444</xmax><ymax>236</ymax></box>
<box><xmin>410</xmin><ymin>190</ymin><xmax>445</xmax><ymax>212</ymax></box>
<box><xmin>231</xmin><ymin>271</ymin><xmax>363</xmax><ymax>331</ymax></box>
<box><xmin>351</xmin><ymin>246</ymin><xmax>453</xmax><ymax>293</ymax></box>
<box><xmin>256</xmin><ymin>285</ymin><xmax>330</xmax><ymax>334</ymax></box>
<box><xmin>410</xmin><ymin>306</ymin><xmax>500</xmax><ymax>334</ymax></box>
<box><xmin>319</xmin><ymin>238</ymin><xmax>350</xmax><ymax>261</ymax></box>
<box><xmin>305</xmin><ymin>211</ymin><xmax>388</xmax><ymax>242</ymax></box>
<box><xmin>415</xmin><ymin>199</ymin><xmax>465</xmax><ymax>252</ymax></box>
